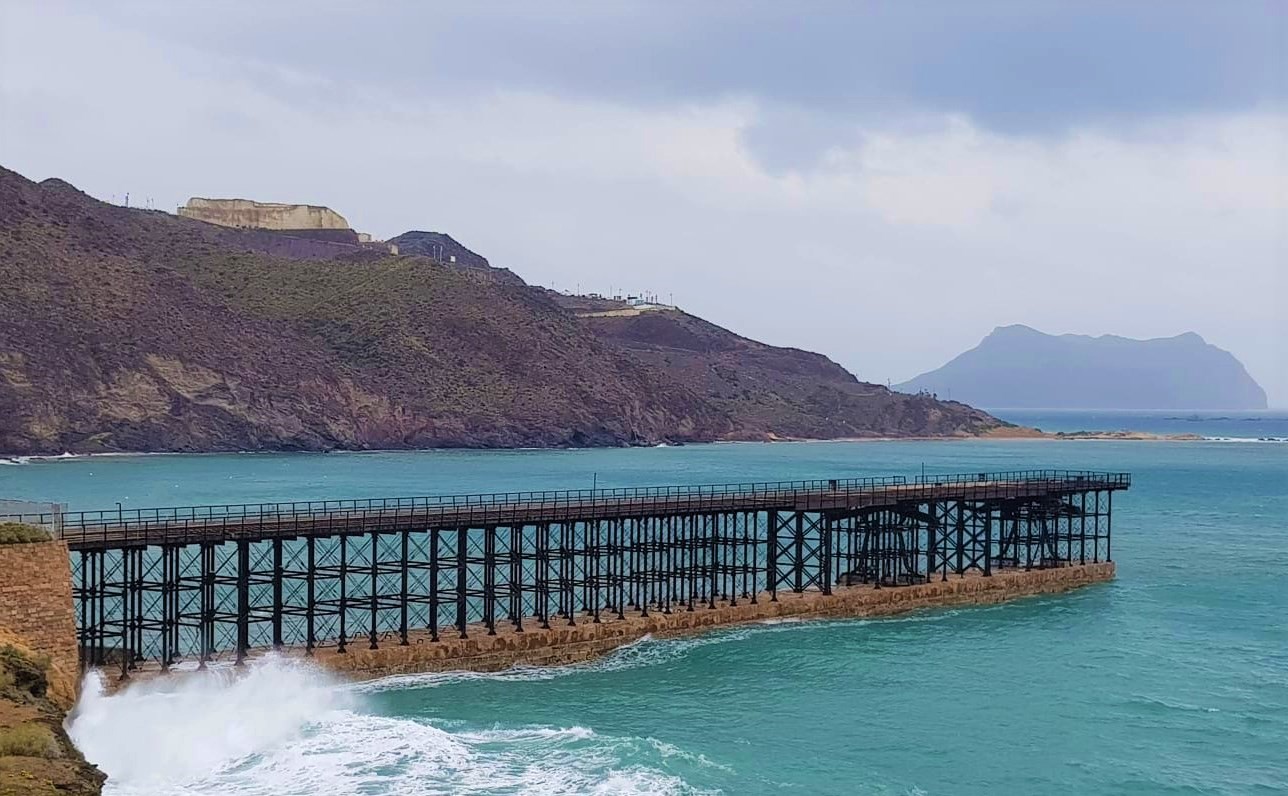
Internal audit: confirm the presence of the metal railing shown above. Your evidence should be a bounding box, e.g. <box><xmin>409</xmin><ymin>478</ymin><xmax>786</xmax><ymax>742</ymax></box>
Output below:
<box><xmin>912</xmin><ymin>470</ymin><xmax>1130</xmax><ymax>488</ymax></box>
<box><xmin>0</xmin><ymin>471</ymin><xmax>1130</xmax><ymax>549</ymax></box>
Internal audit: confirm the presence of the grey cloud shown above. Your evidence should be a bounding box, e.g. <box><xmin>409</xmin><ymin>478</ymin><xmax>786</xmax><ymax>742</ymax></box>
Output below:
<box><xmin>82</xmin><ymin>1</ymin><xmax>1286</xmax><ymax>174</ymax></box>
<box><xmin>95</xmin><ymin>1</ymin><xmax>1285</xmax><ymax>130</ymax></box>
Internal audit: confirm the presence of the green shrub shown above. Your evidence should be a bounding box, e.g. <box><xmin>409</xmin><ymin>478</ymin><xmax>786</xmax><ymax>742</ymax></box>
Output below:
<box><xmin>0</xmin><ymin>646</ymin><xmax>48</xmax><ymax>700</ymax></box>
<box><xmin>0</xmin><ymin>723</ymin><xmax>60</xmax><ymax>758</ymax></box>
<box><xmin>0</xmin><ymin>523</ymin><xmax>50</xmax><ymax>545</ymax></box>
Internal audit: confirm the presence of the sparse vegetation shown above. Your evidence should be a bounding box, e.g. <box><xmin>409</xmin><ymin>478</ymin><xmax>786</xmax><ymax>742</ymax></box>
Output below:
<box><xmin>0</xmin><ymin>725</ymin><xmax>58</xmax><ymax>759</ymax></box>
<box><xmin>0</xmin><ymin>642</ymin><xmax>103</xmax><ymax>794</ymax></box>
<box><xmin>0</xmin><ymin>644</ymin><xmax>50</xmax><ymax>700</ymax></box>
<box><xmin>0</xmin><ymin>524</ymin><xmax>50</xmax><ymax>546</ymax></box>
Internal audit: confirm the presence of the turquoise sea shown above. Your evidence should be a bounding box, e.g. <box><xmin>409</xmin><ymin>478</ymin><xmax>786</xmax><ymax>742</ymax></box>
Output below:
<box><xmin>2</xmin><ymin>435</ymin><xmax>1286</xmax><ymax>795</ymax></box>
<box><xmin>989</xmin><ymin>409</ymin><xmax>1288</xmax><ymax>439</ymax></box>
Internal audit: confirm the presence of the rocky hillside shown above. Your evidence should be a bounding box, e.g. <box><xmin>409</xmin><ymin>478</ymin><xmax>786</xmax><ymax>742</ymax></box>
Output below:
<box><xmin>582</xmin><ymin>309</ymin><xmax>1001</xmax><ymax>439</ymax></box>
<box><xmin>0</xmin><ymin>166</ymin><xmax>1004</xmax><ymax>454</ymax></box>
<box><xmin>387</xmin><ymin>231</ymin><xmax>525</xmax><ymax>285</ymax></box>
<box><xmin>0</xmin><ymin>168</ymin><xmax>726</xmax><ymax>453</ymax></box>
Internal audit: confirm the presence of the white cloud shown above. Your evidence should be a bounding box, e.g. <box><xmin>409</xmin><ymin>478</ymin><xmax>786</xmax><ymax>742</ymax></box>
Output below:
<box><xmin>2</xmin><ymin>3</ymin><xmax>1285</xmax><ymax>404</ymax></box>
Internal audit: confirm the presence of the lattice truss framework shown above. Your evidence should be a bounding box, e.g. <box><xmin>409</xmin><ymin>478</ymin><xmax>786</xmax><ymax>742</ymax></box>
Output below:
<box><xmin>72</xmin><ymin>489</ymin><xmax>1114</xmax><ymax>678</ymax></box>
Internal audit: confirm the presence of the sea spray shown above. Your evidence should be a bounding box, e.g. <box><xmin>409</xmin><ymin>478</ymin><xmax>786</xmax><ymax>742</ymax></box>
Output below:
<box><xmin>69</xmin><ymin>654</ymin><xmax>345</xmax><ymax>791</ymax></box>
<box><xmin>68</xmin><ymin>653</ymin><xmax>709</xmax><ymax>795</ymax></box>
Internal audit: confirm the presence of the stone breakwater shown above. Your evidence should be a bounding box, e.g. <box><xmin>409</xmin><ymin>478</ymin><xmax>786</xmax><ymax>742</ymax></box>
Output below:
<box><xmin>314</xmin><ymin>563</ymin><xmax>1115</xmax><ymax>680</ymax></box>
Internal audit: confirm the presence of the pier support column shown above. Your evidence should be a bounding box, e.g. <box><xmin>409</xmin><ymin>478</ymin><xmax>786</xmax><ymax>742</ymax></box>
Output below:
<box><xmin>235</xmin><ymin>538</ymin><xmax>249</xmax><ymax>666</ymax></box>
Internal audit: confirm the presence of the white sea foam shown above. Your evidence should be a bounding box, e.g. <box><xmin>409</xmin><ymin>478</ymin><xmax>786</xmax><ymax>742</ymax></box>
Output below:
<box><xmin>68</xmin><ymin>654</ymin><xmax>706</xmax><ymax>796</ymax></box>
<box><xmin>69</xmin><ymin>655</ymin><xmax>345</xmax><ymax>792</ymax></box>
<box><xmin>69</xmin><ymin>606</ymin><xmax>970</xmax><ymax>794</ymax></box>
<box><xmin>1201</xmin><ymin>436</ymin><xmax>1287</xmax><ymax>443</ymax></box>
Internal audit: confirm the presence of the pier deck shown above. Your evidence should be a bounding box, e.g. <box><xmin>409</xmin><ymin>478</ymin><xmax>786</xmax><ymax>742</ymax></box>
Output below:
<box><xmin>1</xmin><ymin>470</ymin><xmax>1130</xmax><ymax>678</ymax></box>
<box><xmin>30</xmin><ymin>470</ymin><xmax>1129</xmax><ymax>550</ymax></box>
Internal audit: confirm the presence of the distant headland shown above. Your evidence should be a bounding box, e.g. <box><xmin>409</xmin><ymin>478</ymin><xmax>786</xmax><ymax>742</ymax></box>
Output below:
<box><xmin>897</xmin><ymin>324</ymin><xmax>1268</xmax><ymax>412</ymax></box>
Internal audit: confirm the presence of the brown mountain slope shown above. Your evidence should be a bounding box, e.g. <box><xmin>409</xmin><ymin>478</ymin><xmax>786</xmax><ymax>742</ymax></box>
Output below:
<box><xmin>581</xmin><ymin>309</ymin><xmax>1002</xmax><ymax>440</ymax></box>
<box><xmin>0</xmin><ymin>166</ymin><xmax>1004</xmax><ymax>454</ymax></box>
<box><xmin>0</xmin><ymin>167</ymin><xmax>728</xmax><ymax>453</ymax></box>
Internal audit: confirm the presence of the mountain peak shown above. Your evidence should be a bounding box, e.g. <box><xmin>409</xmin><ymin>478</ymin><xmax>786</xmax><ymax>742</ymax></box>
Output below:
<box><xmin>988</xmin><ymin>324</ymin><xmax>1042</xmax><ymax>338</ymax></box>
<box><xmin>898</xmin><ymin>325</ymin><xmax>1266</xmax><ymax>411</ymax></box>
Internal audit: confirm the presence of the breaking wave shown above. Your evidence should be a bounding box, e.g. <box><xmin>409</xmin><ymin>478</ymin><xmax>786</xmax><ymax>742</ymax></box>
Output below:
<box><xmin>67</xmin><ymin>603</ymin><xmax>974</xmax><ymax>794</ymax></box>
<box><xmin>67</xmin><ymin>655</ymin><xmax>711</xmax><ymax>795</ymax></box>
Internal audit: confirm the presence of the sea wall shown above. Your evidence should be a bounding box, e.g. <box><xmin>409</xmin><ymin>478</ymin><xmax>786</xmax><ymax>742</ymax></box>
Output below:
<box><xmin>316</xmin><ymin>562</ymin><xmax>1114</xmax><ymax>680</ymax></box>
<box><xmin>0</xmin><ymin>541</ymin><xmax>78</xmax><ymax>709</ymax></box>
<box><xmin>0</xmin><ymin>541</ymin><xmax>104</xmax><ymax>795</ymax></box>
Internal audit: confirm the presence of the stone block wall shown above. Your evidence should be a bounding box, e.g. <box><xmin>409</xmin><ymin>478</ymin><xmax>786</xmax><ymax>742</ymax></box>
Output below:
<box><xmin>0</xmin><ymin>541</ymin><xmax>79</xmax><ymax>708</ymax></box>
<box><xmin>317</xmin><ymin>562</ymin><xmax>1115</xmax><ymax>682</ymax></box>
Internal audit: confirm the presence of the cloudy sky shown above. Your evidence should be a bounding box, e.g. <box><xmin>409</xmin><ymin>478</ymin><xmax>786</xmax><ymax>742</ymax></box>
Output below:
<box><xmin>3</xmin><ymin>2</ymin><xmax>1285</xmax><ymax>404</ymax></box>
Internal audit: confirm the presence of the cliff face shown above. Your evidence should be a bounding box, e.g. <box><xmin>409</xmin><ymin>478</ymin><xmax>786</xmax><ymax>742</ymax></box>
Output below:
<box><xmin>897</xmin><ymin>324</ymin><xmax>1269</xmax><ymax>411</ymax></box>
<box><xmin>0</xmin><ymin>166</ymin><xmax>1003</xmax><ymax>454</ymax></box>
<box><xmin>0</xmin><ymin>633</ymin><xmax>104</xmax><ymax>796</ymax></box>
<box><xmin>178</xmin><ymin>197</ymin><xmax>351</xmax><ymax>231</ymax></box>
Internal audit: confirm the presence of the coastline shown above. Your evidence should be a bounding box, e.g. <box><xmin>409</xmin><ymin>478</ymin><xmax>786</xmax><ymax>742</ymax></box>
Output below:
<box><xmin>4</xmin><ymin>429</ymin><xmax>1283</xmax><ymax>465</ymax></box>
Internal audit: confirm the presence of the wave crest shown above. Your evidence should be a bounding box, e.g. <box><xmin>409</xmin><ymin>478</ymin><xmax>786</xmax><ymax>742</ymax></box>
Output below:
<box><xmin>68</xmin><ymin>655</ymin><xmax>711</xmax><ymax>795</ymax></box>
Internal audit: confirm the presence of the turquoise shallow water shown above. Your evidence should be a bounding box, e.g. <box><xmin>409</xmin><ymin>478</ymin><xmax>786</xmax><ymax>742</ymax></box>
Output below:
<box><xmin>5</xmin><ymin>438</ymin><xmax>1286</xmax><ymax>794</ymax></box>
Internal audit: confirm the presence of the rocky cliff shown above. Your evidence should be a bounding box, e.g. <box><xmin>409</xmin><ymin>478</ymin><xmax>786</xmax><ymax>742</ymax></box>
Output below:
<box><xmin>0</xmin><ymin>633</ymin><xmax>104</xmax><ymax>796</ymax></box>
<box><xmin>178</xmin><ymin>197</ymin><xmax>351</xmax><ymax>231</ymax></box>
<box><xmin>0</xmin><ymin>166</ymin><xmax>1004</xmax><ymax>454</ymax></box>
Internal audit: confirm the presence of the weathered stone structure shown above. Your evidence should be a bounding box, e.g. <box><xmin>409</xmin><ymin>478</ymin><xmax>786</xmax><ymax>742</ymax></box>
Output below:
<box><xmin>94</xmin><ymin>562</ymin><xmax>1114</xmax><ymax>691</ymax></box>
<box><xmin>314</xmin><ymin>563</ymin><xmax>1114</xmax><ymax>680</ymax></box>
<box><xmin>0</xmin><ymin>540</ymin><xmax>78</xmax><ymax>709</ymax></box>
<box><xmin>178</xmin><ymin>197</ymin><xmax>350</xmax><ymax>231</ymax></box>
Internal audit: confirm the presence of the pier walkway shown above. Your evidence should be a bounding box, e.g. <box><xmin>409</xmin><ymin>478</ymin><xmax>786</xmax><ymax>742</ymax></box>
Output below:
<box><xmin>2</xmin><ymin>470</ymin><xmax>1129</xmax><ymax>678</ymax></box>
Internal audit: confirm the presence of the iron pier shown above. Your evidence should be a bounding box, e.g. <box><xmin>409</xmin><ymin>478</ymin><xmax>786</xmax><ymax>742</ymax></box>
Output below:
<box><xmin>2</xmin><ymin>470</ymin><xmax>1129</xmax><ymax>678</ymax></box>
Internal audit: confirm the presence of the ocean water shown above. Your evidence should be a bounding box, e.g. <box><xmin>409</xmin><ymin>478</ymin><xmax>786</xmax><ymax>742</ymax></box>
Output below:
<box><xmin>990</xmin><ymin>409</ymin><xmax>1288</xmax><ymax>440</ymax></box>
<box><xmin>2</xmin><ymin>439</ymin><xmax>1285</xmax><ymax>794</ymax></box>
